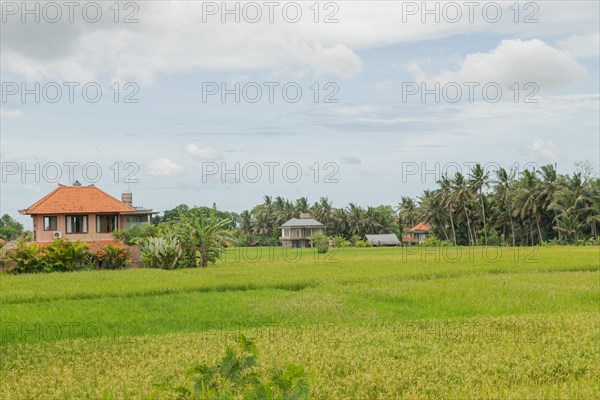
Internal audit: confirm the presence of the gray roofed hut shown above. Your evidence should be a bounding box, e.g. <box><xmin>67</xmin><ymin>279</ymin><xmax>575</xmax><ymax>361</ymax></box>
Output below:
<box><xmin>364</xmin><ymin>233</ymin><xmax>400</xmax><ymax>246</ymax></box>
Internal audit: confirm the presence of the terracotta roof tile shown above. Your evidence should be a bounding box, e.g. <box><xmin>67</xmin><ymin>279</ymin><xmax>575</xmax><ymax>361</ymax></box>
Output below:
<box><xmin>408</xmin><ymin>223</ymin><xmax>431</xmax><ymax>232</ymax></box>
<box><xmin>20</xmin><ymin>186</ymin><xmax>135</xmax><ymax>215</ymax></box>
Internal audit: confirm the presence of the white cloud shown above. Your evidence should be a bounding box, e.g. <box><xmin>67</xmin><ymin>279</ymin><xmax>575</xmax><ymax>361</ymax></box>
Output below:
<box><xmin>184</xmin><ymin>144</ymin><xmax>223</xmax><ymax>161</ymax></box>
<box><xmin>342</xmin><ymin>156</ymin><xmax>362</xmax><ymax>165</ymax></box>
<box><xmin>3</xmin><ymin>2</ymin><xmax>598</xmax><ymax>84</ymax></box>
<box><xmin>556</xmin><ymin>32</ymin><xmax>600</xmax><ymax>59</ymax></box>
<box><xmin>523</xmin><ymin>138</ymin><xmax>562</xmax><ymax>163</ymax></box>
<box><xmin>0</xmin><ymin>109</ymin><xmax>24</xmax><ymax>119</ymax></box>
<box><xmin>376</xmin><ymin>80</ymin><xmax>392</xmax><ymax>91</ymax></box>
<box><xmin>422</xmin><ymin>39</ymin><xmax>588</xmax><ymax>90</ymax></box>
<box><xmin>147</xmin><ymin>158</ymin><xmax>184</xmax><ymax>177</ymax></box>
<box><xmin>23</xmin><ymin>184</ymin><xmax>40</xmax><ymax>192</ymax></box>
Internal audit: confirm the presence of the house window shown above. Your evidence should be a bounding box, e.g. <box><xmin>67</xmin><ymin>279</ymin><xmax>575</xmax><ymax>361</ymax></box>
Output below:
<box><xmin>66</xmin><ymin>215</ymin><xmax>88</xmax><ymax>234</ymax></box>
<box><xmin>97</xmin><ymin>215</ymin><xmax>118</xmax><ymax>233</ymax></box>
<box><xmin>43</xmin><ymin>216</ymin><xmax>57</xmax><ymax>231</ymax></box>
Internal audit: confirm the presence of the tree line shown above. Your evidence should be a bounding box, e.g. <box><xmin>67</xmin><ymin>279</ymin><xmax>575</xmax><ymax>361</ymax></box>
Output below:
<box><xmin>232</xmin><ymin>162</ymin><xmax>599</xmax><ymax>246</ymax></box>
<box><xmin>2</xmin><ymin>162</ymin><xmax>598</xmax><ymax>247</ymax></box>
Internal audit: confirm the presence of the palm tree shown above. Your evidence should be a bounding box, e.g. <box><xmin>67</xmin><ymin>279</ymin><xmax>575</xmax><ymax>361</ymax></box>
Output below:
<box><xmin>177</xmin><ymin>207</ymin><xmax>232</xmax><ymax>268</ymax></box>
<box><xmin>363</xmin><ymin>207</ymin><xmax>383</xmax><ymax>233</ymax></box>
<box><xmin>494</xmin><ymin>167</ymin><xmax>516</xmax><ymax>246</ymax></box>
<box><xmin>451</xmin><ymin>172</ymin><xmax>474</xmax><ymax>246</ymax></box>
<box><xmin>438</xmin><ymin>175</ymin><xmax>457</xmax><ymax>245</ymax></box>
<box><xmin>252</xmin><ymin>211</ymin><xmax>272</xmax><ymax>236</ymax></box>
<box><xmin>537</xmin><ymin>164</ymin><xmax>561</xmax><ymax>240</ymax></box>
<box><xmin>311</xmin><ymin>197</ymin><xmax>334</xmax><ymax>227</ymax></box>
<box><xmin>396</xmin><ymin>196</ymin><xmax>418</xmax><ymax>233</ymax></box>
<box><xmin>419</xmin><ymin>190</ymin><xmax>450</xmax><ymax>241</ymax></box>
<box><xmin>239</xmin><ymin>210</ymin><xmax>252</xmax><ymax>234</ymax></box>
<box><xmin>513</xmin><ymin>169</ymin><xmax>542</xmax><ymax>244</ymax></box>
<box><xmin>294</xmin><ymin>197</ymin><xmax>309</xmax><ymax>214</ymax></box>
<box><xmin>346</xmin><ymin>203</ymin><xmax>365</xmax><ymax>236</ymax></box>
<box><xmin>469</xmin><ymin>163</ymin><xmax>489</xmax><ymax>245</ymax></box>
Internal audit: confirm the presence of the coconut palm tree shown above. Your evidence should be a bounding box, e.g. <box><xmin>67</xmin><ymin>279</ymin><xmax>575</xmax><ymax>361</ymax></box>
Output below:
<box><xmin>239</xmin><ymin>210</ymin><xmax>253</xmax><ymax>234</ymax></box>
<box><xmin>311</xmin><ymin>197</ymin><xmax>334</xmax><ymax>227</ymax></box>
<box><xmin>438</xmin><ymin>175</ymin><xmax>457</xmax><ymax>245</ymax></box>
<box><xmin>513</xmin><ymin>169</ymin><xmax>542</xmax><ymax>244</ymax></box>
<box><xmin>419</xmin><ymin>189</ymin><xmax>450</xmax><ymax>241</ymax></box>
<box><xmin>294</xmin><ymin>197</ymin><xmax>309</xmax><ymax>214</ymax></box>
<box><xmin>346</xmin><ymin>203</ymin><xmax>365</xmax><ymax>236</ymax></box>
<box><xmin>469</xmin><ymin>163</ymin><xmax>489</xmax><ymax>245</ymax></box>
<box><xmin>493</xmin><ymin>167</ymin><xmax>516</xmax><ymax>246</ymax></box>
<box><xmin>451</xmin><ymin>172</ymin><xmax>474</xmax><ymax>246</ymax></box>
<box><xmin>396</xmin><ymin>196</ymin><xmax>418</xmax><ymax>233</ymax></box>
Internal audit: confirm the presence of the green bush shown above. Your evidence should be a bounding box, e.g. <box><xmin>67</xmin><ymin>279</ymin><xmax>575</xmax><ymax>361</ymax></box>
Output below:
<box><xmin>151</xmin><ymin>334</ymin><xmax>309</xmax><ymax>400</ymax></box>
<box><xmin>349</xmin><ymin>235</ymin><xmax>361</xmax><ymax>246</ymax></box>
<box><xmin>92</xmin><ymin>244</ymin><xmax>130</xmax><ymax>269</ymax></box>
<box><xmin>6</xmin><ymin>239</ymin><xmax>92</xmax><ymax>274</ymax></box>
<box><xmin>421</xmin><ymin>236</ymin><xmax>453</xmax><ymax>247</ymax></box>
<box><xmin>41</xmin><ymin>239</ymin><xmax>92</xmax><ymax>272</ymax></box>
<box><xmin>113</xmin><ymin>223</ymin><xmax>158</xmax><ymax>245</ymax></box>
<box><xmin>332</xmin><ymin>235</ymin><xmax>350</xmax><ymax>248</ymax></box>
<box><xmin>354</xmin><ymin>240</ymin><xmax>369</xmax><ymax>247</ymax></box>
<box><xmin>310</xmin><ymin>233</ymin><xmax>329</xmax><ymax>254</ymax></box>
<box><xmin>5</xmin><ymin>241</ymin><xmax>45</xmax><ymax>273</ymax></box>
<box><xmin>141</xmin><ymin>236</ymin><xmax>189</xmax><ymax>269</ymax></box>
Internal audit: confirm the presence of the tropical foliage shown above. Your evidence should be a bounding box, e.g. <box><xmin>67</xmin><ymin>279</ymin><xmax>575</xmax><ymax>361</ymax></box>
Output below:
<box><xmin>237</xmin><ymin>163</ymin><xmax>599</xmax><ymax>246</ymax></box>
<box><xmin>4</xmin><ymin>239</ymin><xmax>130</xmax><ymax>273</ymax></box>
<box><xmin>151</xmin><ymin>334</ymin><xmax>309</xmax><ymax>400</ymax></box>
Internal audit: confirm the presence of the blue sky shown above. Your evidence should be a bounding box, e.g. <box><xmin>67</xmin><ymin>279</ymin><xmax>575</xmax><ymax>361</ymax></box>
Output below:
<box><xmin>1</xmin><ymin>1</ymin><xmax>599</xmax><ymax>225</ymax></box>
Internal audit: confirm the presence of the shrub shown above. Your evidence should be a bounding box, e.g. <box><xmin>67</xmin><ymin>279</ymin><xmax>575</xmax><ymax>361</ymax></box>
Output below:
<box><xmin>5</xmin><ymin>241</ymin><xmax>45</xmax><ymax>274</ymax></box>
<box><xmin>41</xmin><ymin>239</ymin><xmax>92</xmax><ymax>272</ymax></box>
<box><xmin>141</xmin><ymin>236</ymin><xmax>189</xmax><ymax>269</ymax></box>
<box><xmin>349</xmin><ymin>235</ymin><xmax>361</xmax><ymax>246</ymax></box>
<box><xmin>354</xmin><ymin>240</ymin><xmax>369</xmax><ymax>247</ymax></box>
<box><xmin>113</xmin><ymin>223</ymin><xmax>158</xmax><ymax>245</ymax></box>
<box><xmin>151</xmin><ymin>334</ymin><xmax>309</xmax><ymax>400</ymax></box>
<box><xmin>310</xmin><ymin>233</ymin><xmax>329</xmax><ymax>254</ymax></box>
<box><xmin>332</xmin><ymin>235</ymin><xmax>350</xmax><ymax>248</ymax></box>
<box><xmin>421</xmin><ymin>236</ymin><xmax>452</xmax><ymax>247</ymax></box>
<box><xmin>92</xmin><ymin>244</ymin><xmax>130</xmax><ymax>269</ymax></box>
<box><xmin>6</xmin><ymin>239</ymin><xmax>92</xmax><ymax>274</ymax></box>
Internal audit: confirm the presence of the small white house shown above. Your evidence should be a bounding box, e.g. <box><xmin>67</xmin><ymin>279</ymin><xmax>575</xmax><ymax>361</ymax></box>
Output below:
<box><xmin>280</xmin><ymin>213</ymin><xmax>325</xmax><ymax>248</ymax></box>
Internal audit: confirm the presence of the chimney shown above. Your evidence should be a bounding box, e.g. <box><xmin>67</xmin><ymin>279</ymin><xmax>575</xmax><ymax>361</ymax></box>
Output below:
<box><xmin>299</xmin><ymin>212</ymin><xmax>311</xmax><ymax>219</ymax></box>
<box><xmin>122</xmin><ymin>192</ymin><xmax>133</xmax><ymax>206</ymax></box>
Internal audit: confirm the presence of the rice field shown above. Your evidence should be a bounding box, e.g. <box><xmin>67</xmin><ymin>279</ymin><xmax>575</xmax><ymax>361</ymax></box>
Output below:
<box><xmin>1</xmin><ymin>246</ymin><xmax>599</xmax><ymax>399</ymax></box>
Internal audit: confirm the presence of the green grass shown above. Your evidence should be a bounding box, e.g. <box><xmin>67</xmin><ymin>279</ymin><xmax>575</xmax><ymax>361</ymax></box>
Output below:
<box><xmin>1</xmin><ymin>246</ymin><xmax>599</xmax><ymax>398</ymax></box>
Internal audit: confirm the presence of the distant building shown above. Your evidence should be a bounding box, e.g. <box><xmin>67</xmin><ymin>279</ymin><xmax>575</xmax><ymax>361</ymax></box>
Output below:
<box><xmin>364</xmin><ymin>233</ymin><xmax>400</xmax><ymax>246</ymax></box>
<box><xmin>19</xmin><ymin>182</ymin><xmax>157</xmax><ymax>243</ymax></box>
<box><xmin>402</xmin><ymin>223</ymin><xmax>431</xmax><ymax>245</ymax></box>
<box><xmin>280</xmin><ymin>213</ymin><xmax>325</xmax><ymax>248</ymax></box>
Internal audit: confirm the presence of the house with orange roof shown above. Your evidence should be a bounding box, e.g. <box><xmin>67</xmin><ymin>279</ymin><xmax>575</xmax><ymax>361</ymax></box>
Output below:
<box><xmin>19</xmin><ymin>181</ymin><xmax>157</xmax><ymax>243</ymax></box>
<box><xmin>402</xmin><ymin>223</ymin><xmax>431</xmax><ymax>245</ymax></box>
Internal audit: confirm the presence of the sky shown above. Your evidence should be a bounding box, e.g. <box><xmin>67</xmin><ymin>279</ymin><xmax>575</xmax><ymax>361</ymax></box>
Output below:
<box><xmin>1</xmin><ymin>0</ymin><xmax>599</xmax><ymax>225</ymax></box>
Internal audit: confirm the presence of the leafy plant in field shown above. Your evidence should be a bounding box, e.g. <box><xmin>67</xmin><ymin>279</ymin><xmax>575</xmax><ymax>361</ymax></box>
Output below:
<box><xmin>141</xmin><ymin>236</ymin><xmax>187</xmax><ymax>269</ymax></box>
<box><xmin>420</xmin><ymin>236</ymin><xmax>452</xmax><ymax>247</ymax></box>
<box><xmin>349</xmin><ymin>235</ymin><xmax>361</xmax><ymax>246</ymax></box>
<box><xmin>41</xmin><ymin>239</ymin><xmax>92</xmax><ymax>272</ymax></box>
<box><xmin>309</xmin><ymin>233</ymin><xmax>329</xmax><ymax>254</ymax></box>
<box><xmin>151</xmin><ymin>334</ymin><xmax>310</xmax><ymax>400</ymax></box>
<box><xmin>331</xmin><ymin>235</ymin><xmax>349</xmax><ymax>248</ymax></box>
<box><xmin>5</xmin><ymin>240</ymin><xmax>45</xmax><ymax>273</ymax></box>
<box><xmin>92</xmin><ymin>244</ymin><xmax>130</xmax><ymax>269</ymax></box>
<box><xmin>172</xmin><ymin>206</ymin><xmax>232</xmax><ymax>268</ymax></box>
<box><xmin>353</xmin><ymin>240</ymin><xmax>369</xmax><ymax>247</ymax></box>
<box><xmin>6</xmin><ymin>239</ymin><xmax>92</xmax><ymax>273</ymax></box>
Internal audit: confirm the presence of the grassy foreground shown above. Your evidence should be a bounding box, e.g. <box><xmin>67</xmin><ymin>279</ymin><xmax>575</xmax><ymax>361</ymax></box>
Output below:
<box><xmin>1</xmin><ymin>246</ymin><xmax>599</xmax><ymax>398</ymax></box>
